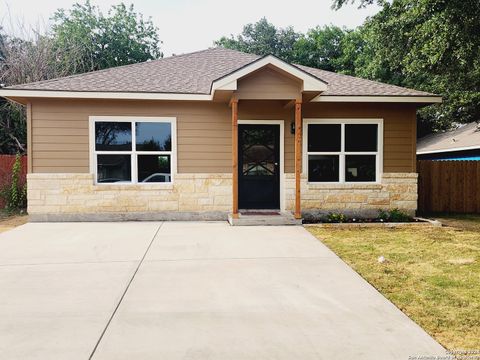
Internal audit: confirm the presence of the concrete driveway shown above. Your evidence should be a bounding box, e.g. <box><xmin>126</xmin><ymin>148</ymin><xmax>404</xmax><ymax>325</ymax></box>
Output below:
<box><xmin>0</xmin><ymin>222</ymin><xmax>445</xmax><ymax>359</ymax></box>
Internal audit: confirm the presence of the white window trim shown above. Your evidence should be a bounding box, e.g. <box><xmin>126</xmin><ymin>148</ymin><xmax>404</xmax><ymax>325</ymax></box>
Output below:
<box><xmin>89</xmin><ymin>116</ymin><xmax>177</xmax><ymax>185</ymax></box>
<box><xmin>302</xmin><ymin>118</ymin><xmax>384</xmax><ymax>184</ymax></box>
<box><xmin>238</xmin><ymin>119</ymin><xmax>285</xmax><ymax>211</ymax></box>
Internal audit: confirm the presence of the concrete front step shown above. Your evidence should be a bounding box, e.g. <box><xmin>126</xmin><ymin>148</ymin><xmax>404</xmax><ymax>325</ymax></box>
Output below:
<box><xmin>228</xmin><ymin>211</ymin><xmax>302</xmax><ymax>226</ymax></box>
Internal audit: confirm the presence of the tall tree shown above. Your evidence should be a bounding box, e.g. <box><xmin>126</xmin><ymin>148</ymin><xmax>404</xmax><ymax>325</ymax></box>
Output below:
<box><xmin>51</xmin><ymin>1</ymin><xmax>162</xmax><ymax>74</ymax></box>
<box><xmin>293</xmin><ymin>25</ymin><xmax>364</xmax><ymax>74</ymax></box>
<box><xmin>345</xmin><ymin>0</ymin><xmax>480</xmax><ymax>135</ymax></box>
<box><xmin>215</xmin><ymin>18</ymin><xmax>300</xmax><ymax>63</ymax></box>
<box><xmin>0</xmin><ymin>1</ymin><xmax>162</xmax><ymax>154</ymax></box>
<box><xmin>331</xmin><ymin>0</ymin><xmax>480</xmax><ymax>135</ymax></box>
<box><xmin>216</xmin><ymin>20</ymin><xmax>362</xmax><ymax>74</ymax></box>
<box><xmin>294</xmin><ymin>26</ymin><xmax>346</xmax><ymax>71</ymax></box>
<box><xmin>0</xmin><ymin>29</ymin><xmax>72</xmax><ymax>154</ymax></box>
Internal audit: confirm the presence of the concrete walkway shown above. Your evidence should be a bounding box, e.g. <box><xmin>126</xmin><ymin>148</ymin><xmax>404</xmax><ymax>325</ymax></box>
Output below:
<box><xmin>0</xmin><ymin>222</ymin><xmax>445</xmax><ymax>359</ymax></box>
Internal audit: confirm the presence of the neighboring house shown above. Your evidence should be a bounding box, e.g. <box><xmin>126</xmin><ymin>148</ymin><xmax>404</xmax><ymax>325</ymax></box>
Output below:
<box><xmin>417</xmin><ymin>122</ymin><xmax>480</xmax><ymax>160</ymax></box>
<box><xmin>0</xmin><ymin>47</ymin><xmax>441</xmax><ymax>221</ymax></box>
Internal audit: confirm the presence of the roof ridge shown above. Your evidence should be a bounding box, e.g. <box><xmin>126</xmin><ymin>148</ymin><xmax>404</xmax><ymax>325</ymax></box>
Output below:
<box><xmin>418</xmin><ymin>122</ymin><xmax>477</xmax><ymax>141</ymax></box>
<box><xmin>7</xmin><ymin>48</ymin><xmax>218</xmax><ymax>89</ymax></box>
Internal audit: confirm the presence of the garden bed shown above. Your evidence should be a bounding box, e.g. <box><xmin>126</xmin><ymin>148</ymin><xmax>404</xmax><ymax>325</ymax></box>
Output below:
<box><xmin>304</xmin><ymin>217</ymin><xmax>441</xmax><ymax>228</ymax></box>
<box><xmin>302</xmin><ymin>208</ymin><xmax>441</xmax><ymax>227</ymax></box>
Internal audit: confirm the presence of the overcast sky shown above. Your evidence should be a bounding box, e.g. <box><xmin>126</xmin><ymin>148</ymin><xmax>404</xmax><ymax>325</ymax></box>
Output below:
<box><xmin>2</xmin><ymin>0</ymin><xmax>380</xmax><ymax>56</ymax></box>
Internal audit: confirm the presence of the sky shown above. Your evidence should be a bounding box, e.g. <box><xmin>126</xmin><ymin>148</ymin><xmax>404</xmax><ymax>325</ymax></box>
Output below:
<box><xmin>1</xmin><ymin>0</ymin><xmax>380</xmax><ymax>56</ymax></box>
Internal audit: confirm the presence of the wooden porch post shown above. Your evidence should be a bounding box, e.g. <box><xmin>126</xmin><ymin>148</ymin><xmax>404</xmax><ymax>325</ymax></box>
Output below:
<box><xmin>231</xmin><ymin>98</ymin><xmax>239</xmax><ymax>218</ymax></box>
<box><xmin>26</xmin><ymin>102</ymin><xmax>33</xmax><ymax>173</ymax></box>
<box><xmin>294</xmin><ymin>100</ymin><xmax>302</xmax><ymax>219</ymax></box>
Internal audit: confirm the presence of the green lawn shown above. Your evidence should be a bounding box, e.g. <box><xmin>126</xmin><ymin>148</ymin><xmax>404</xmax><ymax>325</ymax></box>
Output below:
<box><xmin>307</xmin><ymin>218</ymin><xmax>480</xmax><ymax>350</ymax></box>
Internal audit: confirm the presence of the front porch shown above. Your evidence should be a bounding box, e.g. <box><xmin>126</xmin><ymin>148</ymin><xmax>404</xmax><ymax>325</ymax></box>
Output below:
<box><xmin>229</xmin><ymin>97</ymin><xmax>304</xmax><ymax>222</ymax></box>
<box><xmin>227</xmin><ymin>210</ymin><xmax>302</xmax><ymax>226</ymax></box>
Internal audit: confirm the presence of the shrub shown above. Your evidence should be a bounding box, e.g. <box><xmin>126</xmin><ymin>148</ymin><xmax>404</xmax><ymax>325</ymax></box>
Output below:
<box><xmin>326</xmin><ymin>212</ymin><xmax>348</xmax><ymax>223</ymax></box>
<box><xmin>378</xmin><ymin>208</ymin><xmax>412</xmax><ymax>222</ymax></box>
<box><xmin>0</xmin><ymin>154</ymin><xmax>27</xmax><ymax>212</ymax></box>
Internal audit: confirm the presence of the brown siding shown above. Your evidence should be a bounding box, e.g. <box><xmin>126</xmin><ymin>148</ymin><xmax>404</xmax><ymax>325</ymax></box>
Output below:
<box><xmin>29</xmin><ymin>98</ymin><xmax>416</xmax><ymax>174</ymax></box>
<box><xmin>31</xmin><ymin>99</ymin><xmax>231</xmax><ymax>173</ymax></box>
<box><xmin>236</xmin><ymin>67</ymin><xmax>301</xmax><ymax>100</ymax></box>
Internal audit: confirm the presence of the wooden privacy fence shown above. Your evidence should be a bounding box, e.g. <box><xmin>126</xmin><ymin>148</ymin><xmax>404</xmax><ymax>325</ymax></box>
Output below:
<box><xmin>417</xmin><ymin>160</ymin><xmax>480</xmax><ymax>214</ymax></box>
<box><xmin>0</xmin><ymin>155</ymin><xmax>28</xmax><ymax>208</ymax></box>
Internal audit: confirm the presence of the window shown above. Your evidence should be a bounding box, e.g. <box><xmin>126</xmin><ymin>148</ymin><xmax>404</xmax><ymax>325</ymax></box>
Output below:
<box><xmin>90</xmin><ymin>117</ymin><xmax>176</xmax><ymax>184</ymax></box>
<box><xmin>304</xmin><ymin>119</ymin><xmax>382</xmax><ymax>183</ymax></box>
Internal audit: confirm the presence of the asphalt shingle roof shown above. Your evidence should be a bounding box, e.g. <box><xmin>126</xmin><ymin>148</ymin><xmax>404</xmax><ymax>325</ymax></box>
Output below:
<box><xmin>6</xmin><ymin>47</ymin><xmax>435</xmax><ymax>97</ymax></box>
<box><xmin>417</xmin><ymin>122</ymin><xmax>480</xmax><ymax>153</ymax></box>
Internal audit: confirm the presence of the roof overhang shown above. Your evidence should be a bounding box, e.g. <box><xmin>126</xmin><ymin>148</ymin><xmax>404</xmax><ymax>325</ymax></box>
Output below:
<box><xmin>417</xmin><ymin>144</ymin><xmax>480</xmax><ymax>155</ymax></box>
<box><xmin>313</xmin><ymin>95</ymin><xmax>442</xmax><ymax>103</ymax></box>
<box><xmin>0</xmin><ymin>90</ymin><xmax>213</xmax><ymax>104</ymax></box>
<box><xmin>0</xmin><ymin>90</ymin><xmax>443</xmax><ymax>105</ymax></box>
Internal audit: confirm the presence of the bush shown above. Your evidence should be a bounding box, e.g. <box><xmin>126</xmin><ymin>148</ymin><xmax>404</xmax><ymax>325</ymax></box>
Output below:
<box><xmin>326</xmin><ymin>212</ymin><xmax>348</xmax><ymax>223</ymax></box>
<box><xmin>0</xmin><ymin>154</ymin><xmax>27</xmax><ymax>212</ymax></box>
<box><xmin>378</xmin><ymin>208</ymin><xmax>412</xmax><ymax>223</ymax></box>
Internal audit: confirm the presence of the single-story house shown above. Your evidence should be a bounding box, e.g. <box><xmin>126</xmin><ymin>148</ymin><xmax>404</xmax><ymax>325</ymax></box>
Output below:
<box><xmin>0</xmin><ymin>47</ymin><xmax>441</xmax><ymax>221</ymax></box>
<box><xmin>417</xmin><ymin>122</ymin><xmax>480</xmax><ymax>160</ymax></box>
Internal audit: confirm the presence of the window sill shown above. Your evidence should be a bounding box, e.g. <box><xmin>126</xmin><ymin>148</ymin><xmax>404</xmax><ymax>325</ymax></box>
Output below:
<box><xmin>93</xmin><ymin>183</ymin><xmax>174</xmax><ymax>190</ymax></box>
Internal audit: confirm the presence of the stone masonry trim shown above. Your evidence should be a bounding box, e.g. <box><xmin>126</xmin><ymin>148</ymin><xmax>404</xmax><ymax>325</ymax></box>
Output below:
<box><xmin>28</xmin><ymin>172</ymin><xmax>418</xmax><ymax>218</ymax></box>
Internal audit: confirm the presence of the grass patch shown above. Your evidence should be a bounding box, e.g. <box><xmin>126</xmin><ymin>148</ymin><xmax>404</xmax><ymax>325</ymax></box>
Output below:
<box><xmin>307</xmin><ymin>224</ymin><xmax>480</xmax><ymax>350</ymax></box>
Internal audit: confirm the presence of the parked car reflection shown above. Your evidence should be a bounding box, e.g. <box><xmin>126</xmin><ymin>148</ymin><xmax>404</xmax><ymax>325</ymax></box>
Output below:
<box><xmin>97</xmin><ymin>173</ymin><xmax>171</xmax><ymax>183</ymax></box>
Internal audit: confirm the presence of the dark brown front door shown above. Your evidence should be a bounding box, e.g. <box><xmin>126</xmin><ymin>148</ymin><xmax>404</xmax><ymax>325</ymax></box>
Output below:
<box><xmin>238</xmin><ymin>124</ymin><xmax>280</xmax><ymax>209</ymax></box>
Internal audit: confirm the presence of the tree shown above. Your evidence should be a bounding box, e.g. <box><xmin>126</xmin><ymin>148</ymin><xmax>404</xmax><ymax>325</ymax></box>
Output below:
<box><xmin>293</xmin><ymin>25</ymin><xmax>364</xmax><ymax>74</ymax></box>
<box><xmin>331</xmin><ymin>0</ymin><xmax>380</xmax><ymax>10</ymax></box>
<box><xmin>347</xmin><ymin>0</ymin><xmax>480</xmax><ymax>135</ymax></box>
<box><xmin>215</xmin><ymin>18</ymin><xmax>300</xmax><ymax>63</ymax></box>
<box><xmin>294</xmin><ymin>26</ymin><xmax>345</xmax><ymax>71</ymax></box>
<box><xmin>0</xmin><ymin>1</ymin><xmax>163</xmax><ymax>154</ymax></box>
<box><xmin>216</xmin><ymin>20</ymin><xmax>363</xmax><ymax>74</ymax></box>
<box><xmin>51</xmin><ymin>1</ymin><xmax>162</xmax><ymax>74</ymax></box>
<box><xmin>0</xmin><ymin>28</ymin><xmax>72</xmax><ymax>154</ymax></box>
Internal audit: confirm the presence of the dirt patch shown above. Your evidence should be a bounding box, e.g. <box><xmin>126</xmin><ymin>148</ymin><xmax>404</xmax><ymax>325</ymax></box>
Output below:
<box><xmin>0</xmin><ymin>215</ymin><xmax>28</xmax><ymax>233</ymax></box>
<box><xmin>433</xmin><ymin>214</ymin><xmax>480</xmax><ymax>232</ymax></box>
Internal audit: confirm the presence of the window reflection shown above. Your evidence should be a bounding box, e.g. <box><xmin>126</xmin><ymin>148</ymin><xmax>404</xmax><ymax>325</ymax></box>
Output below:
<box><xmin>95</xmin><ymin>122</ymin><xmax>132</xmax><ymax>151</ymax></box>
<box><xmin>136</xmin><ymin>122</ymin><xmax>172</xmax><ymax>151</ymax></box>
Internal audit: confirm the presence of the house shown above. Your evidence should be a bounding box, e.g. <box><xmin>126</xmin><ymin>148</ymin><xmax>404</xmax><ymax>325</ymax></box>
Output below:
<box><xmin>0</xmin><ymin>47</ymin><xmax>441</xmax><ymax>222</ymax></box>
<box><xmin>417</xmin><ymin>122</ymin><xmax>480</xmax><ymax>160</ymax></box>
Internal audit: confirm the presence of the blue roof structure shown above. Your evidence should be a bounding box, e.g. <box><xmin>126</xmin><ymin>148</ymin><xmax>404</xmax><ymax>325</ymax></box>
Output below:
<box><xmin>437</xmin><ymin>156</ymin><xmax>480</xmax><ymax>161</ymax></box>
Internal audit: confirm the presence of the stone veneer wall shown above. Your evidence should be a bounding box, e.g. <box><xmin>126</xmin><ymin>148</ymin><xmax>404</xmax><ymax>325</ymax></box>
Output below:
<box><xmin>27</xmin><ymin>172</ymin><xmax>417</xmax><ymax>221</ymax></box>
<box><xmin>285</xmin><ymin>173</ymin><xmax>418</xmax><ymax>218</ymax></box>
<box><xmin>27</xmin><ymin>173</ymin><xmax>232</xmax><ymax>221</ymax></box>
